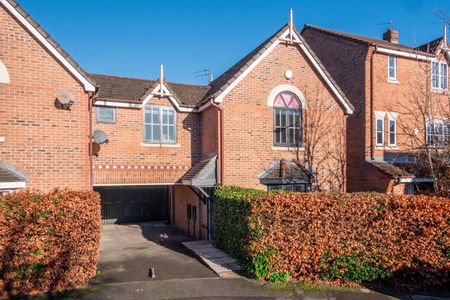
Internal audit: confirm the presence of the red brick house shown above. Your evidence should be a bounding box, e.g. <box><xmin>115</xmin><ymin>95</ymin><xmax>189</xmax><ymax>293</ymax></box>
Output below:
<box><xmin>0</xmin><ymin>0</ymin><xmax>95</xmax><ymax>192</ymax></box>
<box><xmin>302</xmin><ymin>25</ymin><xmax>450</xmax><ymax>194</ymax></box>
<box><xmin>90</xmin><ymin>20</ymin><xmax>354</xmax><ymax>238</ymax></box>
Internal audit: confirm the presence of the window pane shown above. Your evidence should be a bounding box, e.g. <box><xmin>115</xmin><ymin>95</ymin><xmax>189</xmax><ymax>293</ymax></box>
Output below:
<box><xmin>288</xmin><ymin>128</ymin><xmax>296</xmax><ymax>145</ymax></box>
<box><xmin>144</xmin><ymin>110</ymin><xmax>152</xmax><ymax>123</ymax></box>
<box><xmin>377</xmin><ymin>132</ymin><xmax>383</xmax><ymax>144</ymax></box>
<box><xmin>388</xmin><ymin>56</ymin><xmax>396</xmax><ymax>78</ymax></box>
<box><xmin>168</xmin><ymin>110</ymin><xmax>175</xmax><ymax>125</ymax></box>
<box><xmin>162</xmin><ymin>125</ymin><xmax>168</xmax><ymax>140</ymax></box>
<box><xmin>162</xmin><ymin>110</ymin><xmax>168</xmax><ymax>124</ymax></box>
<box><xmin>169</xmin><ymin>126</ymin><xmax>175</xmax><ymax>141</ymax></box>
<box><xmin>377</xmin><ymin>119</ymin><xmax>383</xmax><ymax>131</ymax></box>
<box><xmin>275</xmin><ymin>110</ymin><xmax>281</xmax><ymax>127</ymax></box>
<box><xmin>441</xmin><ymin>63</ymin><xmax>448</xmax><ymax>90</ymax></box>
<box><xmin>279</xmin><ymin>128</ymin><xmax>286</xmax><ymax>144</ymax></box>
<box><xmin>432</xmin><ymin>62</ymin><xmax>439</xmax><ymax>88</ymax></box>
<box><xmin>97</xmin><ymin>107</ymin><xmax>115</xmax><ymax>123</ymax></box>
<box><xmin>153</xmin><ymin>124</ymin><xmax>160</xmax><ymax>141</ymax></box>
<box><xmin>280</xmin><ymin>112</ymin><xmax>286</xmax><ymax>127</ymax></box>
<box><xmin>152</xmin><ymin>109</ymin><xmax>159</xmax><ymax>123</ymax></box>
<box><xmin>145</xmin><ymin>124</ymin><xmax>152</xmax><ymax>141</ymax></box>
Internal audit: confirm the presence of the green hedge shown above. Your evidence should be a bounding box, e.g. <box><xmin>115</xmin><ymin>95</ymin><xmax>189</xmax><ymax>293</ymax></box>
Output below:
<box><xmin>213</xmin><ymin>186</ymin><xmax>266</xmax><ymax>265</ymax></box>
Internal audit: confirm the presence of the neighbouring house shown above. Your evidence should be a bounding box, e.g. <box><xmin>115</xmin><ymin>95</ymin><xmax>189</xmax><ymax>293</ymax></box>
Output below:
<box><xmin>0</xmin><ymin>0</ymin><xmax>95</xmax><ymax>193</ymax></box>
<box><xmin>302</xmin><ymin>25</ymin><xmax>450</xmax><ymax>194</ymax></box>
<box><xmin>90</xmin><ymin>18</ymin><xmax>354</xmax><ymax>239</ymax></box>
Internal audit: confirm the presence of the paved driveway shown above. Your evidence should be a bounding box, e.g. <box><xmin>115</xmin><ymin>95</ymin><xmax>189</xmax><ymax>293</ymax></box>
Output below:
<box><xmin>91</xmin><ymin>222</ymin><xmax>217</xmax><ymax>285</ymax></box>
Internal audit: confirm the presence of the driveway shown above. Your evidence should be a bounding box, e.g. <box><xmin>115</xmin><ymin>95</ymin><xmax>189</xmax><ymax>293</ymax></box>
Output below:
<box><xmin>91</xmin><ymin>222</ymin><xmax>217</xmax><ymax>285</ymax></box>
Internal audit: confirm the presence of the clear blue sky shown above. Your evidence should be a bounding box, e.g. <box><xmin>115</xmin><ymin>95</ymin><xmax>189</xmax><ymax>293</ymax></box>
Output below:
<box><xmin>19</xmin><ymin>0</ymin><xmax>449</xmax><ymax>85</ymax></box>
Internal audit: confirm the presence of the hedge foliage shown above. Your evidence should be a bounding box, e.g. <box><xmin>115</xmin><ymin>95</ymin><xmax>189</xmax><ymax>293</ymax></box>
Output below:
<box><xmin>213</xmin><ymin>186</ymin><xmax>450</xmax><ymax>288</ymax></box>
<box><xmin>0</xmin><ymin>190</ymin><xmax>101</xmax><ymax>297</ymax></box>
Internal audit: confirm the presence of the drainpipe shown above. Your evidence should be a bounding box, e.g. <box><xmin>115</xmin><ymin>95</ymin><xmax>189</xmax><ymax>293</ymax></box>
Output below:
<box><xmin>370</xmin><ymin>47</ymin><xmax>375</xmax><ymax>161</ymax></box>
<box><xmin>211</xmin><ymin>99</ymin><xmax>224</xmax><ymax>185</ymax></box>
<box><xmin>88</xmin><ymin>92</ymin><xmax>94</xmax><ymax>190</ymax></box>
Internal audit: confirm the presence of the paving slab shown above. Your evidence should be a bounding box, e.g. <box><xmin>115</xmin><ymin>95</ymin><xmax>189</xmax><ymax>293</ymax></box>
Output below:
<box><xmin>183</xmin><ymin>240</ymin><xmax>242</xmax><ymax>279</ymax></box>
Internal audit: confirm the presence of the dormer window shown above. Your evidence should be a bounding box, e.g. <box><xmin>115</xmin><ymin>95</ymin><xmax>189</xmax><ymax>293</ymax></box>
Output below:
<box><xmin>273</xmin><ymin>91</ymin><xmax>301</xmax><ymax>147</ymax></box>
<box><xmin>388</xmin><ymin>55</ymin><xmax>397</xmax><ymax>80</ymax></box>
<box><xmin>432</xmin><ymin>61</ymin><xmax>448</xmax><ymax>91</ymax></box>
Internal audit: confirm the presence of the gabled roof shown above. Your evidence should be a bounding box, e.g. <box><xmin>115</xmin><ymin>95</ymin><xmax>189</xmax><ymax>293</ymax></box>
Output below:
<box><xmin>259</xmin><ymin>159</ymin><xmax>312</xmax><ymax>185</ymax></box>
<box><xmin>90</xmin><ymin>73</ymin><xmax>210</xmax><ymax>107</ymax></box>
<box><xmin>201</xmin><ymin>23</ymin><xmax>354</xmax><ymax>114</ymax></box>
<box><xmin>203</xmin><ymin>24</ymin><xmax>289</xmax><ymax>104</ymax></box>
<box><xmin>302</xmin><ymin>24</ymin><xmax>435</xmax><ymax>58</ymax></box>
<box><xmin>1</xmin><ymin>0</ymin><xmax>96</xmax><ymax>91</ymax></box>
<box><xmin>416</xmin><ymin>37</ymin><xmax>447</xmax><ymax>54</ymax></box>
<box><xmin>92</xmin><ymin>23</ymin><xmax>355</xmax><ymax>114</ymax></box>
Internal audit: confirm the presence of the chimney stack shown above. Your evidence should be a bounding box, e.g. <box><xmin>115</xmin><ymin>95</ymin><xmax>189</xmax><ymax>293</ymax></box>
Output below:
<box><xmin>279</xmin><ymin>159</ymin><xmax>286</xmax><ymax>178</ymax></box>
<box><xmin>383</xmin><ymin>28</ymin><xmax>398</xmax><ymax>44</ymax></box>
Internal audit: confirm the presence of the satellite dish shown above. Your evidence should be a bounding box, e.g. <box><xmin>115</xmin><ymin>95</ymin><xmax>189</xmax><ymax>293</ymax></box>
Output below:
<box><xmin>93</xmin><ymin>130</ymin><xmax>109</xmax><ymax>144</ymax></box>
<box><xmin>55</xmin><ymin>88</ymin><xmax>75</xmax><ymax>110</ymax></box>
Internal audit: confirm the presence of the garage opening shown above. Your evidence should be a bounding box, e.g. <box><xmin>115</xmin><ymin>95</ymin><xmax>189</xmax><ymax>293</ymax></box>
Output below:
<box><xmin>95</xmin><ymin>185</ymin><xmax>169</xmax><ymax>224</ymax></box>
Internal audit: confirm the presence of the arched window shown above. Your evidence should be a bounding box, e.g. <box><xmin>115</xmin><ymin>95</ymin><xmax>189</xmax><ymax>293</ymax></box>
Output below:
<box><xmin>273</xmin><ymin>91</ymin><xmax>301</xmax><ymax>147</ymax></box>
<box><xmin>0</xmin><ymin>60</ymin><xmax>10</xmax><ymax>84</ymax></box>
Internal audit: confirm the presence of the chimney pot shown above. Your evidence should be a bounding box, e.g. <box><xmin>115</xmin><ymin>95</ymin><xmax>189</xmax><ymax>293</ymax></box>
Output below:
<box><xmin>383</xmin><ymin>28</ymin><xmax>399</xmax><ymax>44</ymax></box>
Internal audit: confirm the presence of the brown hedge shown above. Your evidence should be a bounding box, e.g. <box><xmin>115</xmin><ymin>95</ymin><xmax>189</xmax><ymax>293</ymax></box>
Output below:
<box><xmin>250</xmin><ymin>192</ymin><xmax>450</xmax><ymax>287</ymax></box>
<box><xmin>0</xmin><ymin>189</ymin><xmax>101</xmax><ymax>298</ymax></box>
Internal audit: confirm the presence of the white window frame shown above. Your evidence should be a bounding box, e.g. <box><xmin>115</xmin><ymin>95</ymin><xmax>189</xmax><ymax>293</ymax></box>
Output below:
<box><xmin>388</xmin><ymin>118</ymin><xmax>397</xmax><ymax>146</ymax></box>
<box><xmin>376</xmin><ymin>117</ymin><xmax>384</xmax><ymax>146</ymax></box>
<box><xmin>143</xmin><ymin>105</ymin><xmax>177</xmax><ymax>144</ymax></box>
<box><xmin>388</xmin><ymin>55</ymin><xmax>397</xmax><ymax>80</ymax></box>
<box><xmin>426</xmin><ymin>118</ymin><xmax>449</xmax><ymax>148</ymax></box>
<box><xmin>96</xmin><ymin>107</ymin><xmax>116</xmax><ymax>123</ymax></box>
<box><xmin>431</xmin><ymin>60</ymin><xmax>448</xmax><ymax>91</ymax></box>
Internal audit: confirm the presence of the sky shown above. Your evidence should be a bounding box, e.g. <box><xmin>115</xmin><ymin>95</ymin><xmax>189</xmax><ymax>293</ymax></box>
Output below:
<box><xmin>18</xmin><ymin>0</ymin><xmax>450</xmax><ymax>85</ymax></box>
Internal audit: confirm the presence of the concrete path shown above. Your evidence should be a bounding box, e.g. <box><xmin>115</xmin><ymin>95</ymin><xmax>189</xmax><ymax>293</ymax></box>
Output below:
<box><xmin>91</xmin><ymin>222</ymin><xmax>217</xmax><ymax>285</ymax></box>
<box><xmin>183</xmin><ymin>240</ymin><xmax>242</xmax><ymax>278</ymax></box>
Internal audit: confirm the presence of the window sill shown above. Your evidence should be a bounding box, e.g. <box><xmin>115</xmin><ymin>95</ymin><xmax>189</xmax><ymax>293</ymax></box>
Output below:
<box><xmin>387</xmin><ymin>79</ymin><xmax>399</xmax><ymax>84</ymax></box>
<box><xmin>140</xmin><ymin>142</ymin><xmax>180</xmax><ymax>148</ymax></box>
<box><xmin>431</xmin><ymin>88</ymin><xmax>448</xmax><ymax>94</ymax></box>
<box><xmin>272</xmin><ymin>146</ymin><xmax>304</xmax><ymax>151</ymax></box>
<box><xmin>375</xmin><ymin>145</ymin><xmax>399</xmax><ymax>150</ymax></box>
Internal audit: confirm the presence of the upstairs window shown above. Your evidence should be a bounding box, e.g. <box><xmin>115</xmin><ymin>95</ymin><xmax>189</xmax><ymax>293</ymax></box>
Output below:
<box><xmin>426</xmin><ymin>119</ymin><xmax>449</xmax><ymax>147</ymax></box>
<box><xmin>388</xmin><ymin>55</ymin><xmax>397</xmax><ymax>80</ymax></box>
<box><xmin>432</xmin><ymin>61</ymin><xmax>448</xmax><ymax>90</ymax></box>
<box><xmin>144</xmin><ymin>106</ymin><xmax>176</xmax><ymax>143</ymax></box>
<box><xmin>96</xmin><ymin>107</ymin><xmax>116</xmax><ymax>123</ymax></box>
<box><xmin>273</xmin><ymin>91</ymin><xmax>301</xmax><ymax>147</ymax></box>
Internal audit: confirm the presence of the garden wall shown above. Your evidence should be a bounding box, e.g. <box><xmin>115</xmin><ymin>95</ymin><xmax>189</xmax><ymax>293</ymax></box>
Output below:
<box><xmin>213</xmin><ymin>187</ymin><xmax>450</xmax><ymax>288</ymax></box>
<box><xmin>0</xmin><ymin>190</ymin><xmax>101</xmax><ymax>297</ymax></box>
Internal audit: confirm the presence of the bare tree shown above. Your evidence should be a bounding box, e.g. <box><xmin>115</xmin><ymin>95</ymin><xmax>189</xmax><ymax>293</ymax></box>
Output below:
<box><xmin>388</xmin><ymin>55</ymin><xmax>450</xmax><ymax>195</ymax></box>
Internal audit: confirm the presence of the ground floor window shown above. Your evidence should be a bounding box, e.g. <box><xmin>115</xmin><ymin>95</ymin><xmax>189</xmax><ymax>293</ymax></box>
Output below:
<box><xmin>267</xmin><ymin>184</ymin><xmax>308</xmax><ymax>192</ymax></box>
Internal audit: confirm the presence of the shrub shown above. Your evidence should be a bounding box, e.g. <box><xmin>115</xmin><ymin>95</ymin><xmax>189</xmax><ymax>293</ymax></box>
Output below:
<box><xmin>0</xmin><ymin>189</ymin><xmax>101</xmax><ymax>297</ymax></box>
<box><xmin>213</xmin><ymin>186</ymin><xmax>450</xmax><ymax>288</ymax></box>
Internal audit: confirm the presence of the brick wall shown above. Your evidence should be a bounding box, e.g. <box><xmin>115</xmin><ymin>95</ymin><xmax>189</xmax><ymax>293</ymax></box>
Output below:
<box><xmin>0</xmin><ymin>5</ymin><xmax>91</xmax><ymax>191</ymax></box>
<box><xmin>92</xmin><ymin>96</ymin><xmax>201</xmax><ymax>185</ymax></box>
<box><xmin>303</xmin><ymin>28</ymin><xmax>450</xmax><ymax>194</ymax></box>
<box><xmin>302</xmin><ymin>29</ymin><xmax>371</xmax><ymax>192</ymax></box>
<box><xmin>219</xmin><ymin>42</ymin><xmax>348</xmax><ymax>191</ymax></box>
<box><xmin>200</xmin><ymin>105</ymin><xmax>218</xmax><ymax>159</ymax></box>
<box><xmin>172</xmin><ymin>185</ymin><xmax>207</xmax><ymax>239</ymax></box>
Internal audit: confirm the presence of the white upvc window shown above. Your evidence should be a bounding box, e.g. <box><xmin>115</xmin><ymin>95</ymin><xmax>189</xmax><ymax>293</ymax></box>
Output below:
<box><xmin>96</xmin><ymin>107</ymin><xmax>116</xmax><ymax>123</ymax></box>
<box><xmin>432</xmin><ymin>61</ymin><xmax>448</xmax><ymax>91</ymax></box>
<box><xmin>388</xmin><ymin>118</ymin><xmax>396</xmax><ymax>146</ymax></box>
<box><xmin>388</xmin><ymin>55</ymin><xmax>396</xmax><ymax>80</ymax></box>
<box><xmin>144</xmin><ymin>106</ymin><xmax>176</xmax><ymax>143</ymax></box>
<box><xmin>376</xmin><ymin>117</ymin><xmax>384</xmax><ymax>146</ymax></box>
<box><xmin>426</xmin><ymin>118</ymin><xmax>450</xmax><ymax>147</ymax></box>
